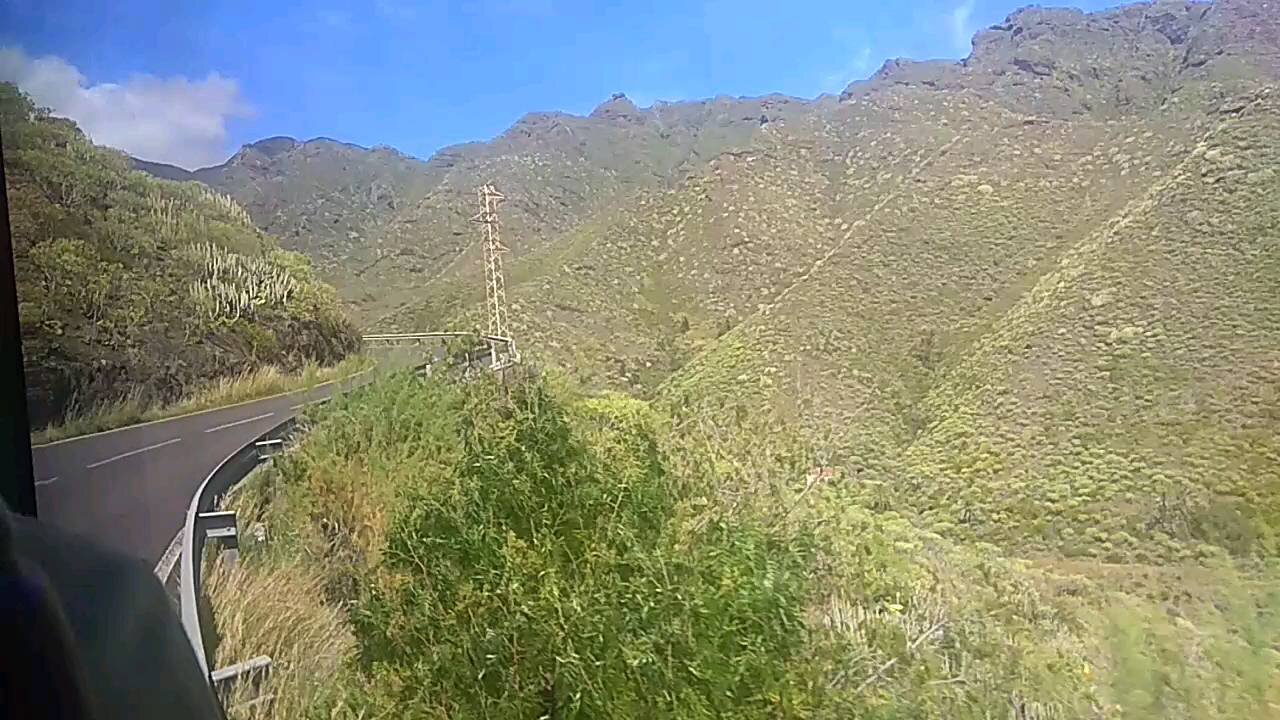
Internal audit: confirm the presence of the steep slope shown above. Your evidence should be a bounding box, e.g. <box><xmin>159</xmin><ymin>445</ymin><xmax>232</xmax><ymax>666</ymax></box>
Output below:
<box><xmin>388</xmin><ymin>97</ymin><xmax>844</xmax><ymax>381</ymax></box>
<box><xmin>651</xmin><ymin>0</ymin><xmax>1280</xmax><ymax>561</ymax></box>
<box><xmin>895</xmin><ymin>90</ymin><xmax>1280</xmax><ymax>562</ymax></box>
<box><xmin>661</xmin><ymin>87</ymin><xmax>1278</xmax><ymax>563</ymax></box>
<box><xmin>133</xmin><ymin>136</ymin><xmax>436</xmax><ymax>314</ymax></box>
<box><xmin>189</xmin><ymin>136</ymin><xmax>436</xmax><ymax>282</ymax></box>
<box><xmin>380</xmin><ymin>0</ymin><xmax>1279</xmax><ymax>563</ymax></box>
<box><xmin>2</xmin><ymin>85</ymin><xmax>359</xmax><ymax>427</ymax></box>
<box><xmin>358</xmin><ymin>93</ymin><xmax>813</xmax><ymax>323</ymax></box>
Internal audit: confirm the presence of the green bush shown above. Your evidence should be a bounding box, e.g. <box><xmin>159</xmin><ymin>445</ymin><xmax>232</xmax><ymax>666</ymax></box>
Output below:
<box><xmin>244</xmin><ymin>372</ymin><xmax>1125</xmax><ymax>720</ymax></box>
<box><xmin>351</xmin><ymin>377</ymin><xmax>818</xmax><ymax>718</ymax></box>
<box><xmin>1099</xmin><ymin>565</ymin><xmax>1280</xmax><ymax>718</ymax></box>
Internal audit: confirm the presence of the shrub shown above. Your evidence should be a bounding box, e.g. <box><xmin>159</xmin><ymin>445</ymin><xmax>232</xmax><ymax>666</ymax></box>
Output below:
<box><xmin>351</xmin><ymin>377</ymin><xmax>819</xmax><ymax>718</ymax></box>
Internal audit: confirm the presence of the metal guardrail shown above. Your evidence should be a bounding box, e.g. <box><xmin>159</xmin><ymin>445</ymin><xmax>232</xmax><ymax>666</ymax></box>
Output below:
<box><xmin>179</xmin><ymin>415</ymin><xmax>300</xmax><ymax>680</ymax></box>
<box><xmin>361</xmin><ymin>331</ymin><xmax>514</xmax><ymax>346</ymax></box>
<box><xmin>363</xmin><ymin>331</ymin><xmax>520</xmax><ymax>372</ymax></box>
<box><xmin>175</xmin><ymin>338</ymin><xmax>516</xmax><ymax>696</ymax></box>
<box><xmin>364</xmin><ymin>332</ymin><xmax>517</xmax><ymax>364</ymax></box>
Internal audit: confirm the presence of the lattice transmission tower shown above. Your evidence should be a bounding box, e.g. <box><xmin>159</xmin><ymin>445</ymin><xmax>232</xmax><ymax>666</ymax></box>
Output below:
<box><xmin>469</xmin><ymin>183</ymin><xmax>515</xmax><ymax>363</ymax></box>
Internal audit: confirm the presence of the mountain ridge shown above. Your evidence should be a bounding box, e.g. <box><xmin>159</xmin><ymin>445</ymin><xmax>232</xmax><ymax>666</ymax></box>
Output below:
<box><xmin>132</xmin><ymin>0</ymin><xmax>1278</xmax><ymax>328</ymax></box>
<box><xmin>368</xmin><ymin>0</ymin><xmax>1278</xmax><ymax>563</ymax></box>
<box><xmin>126</xmin><ymin>0</ymin><xmax>1280</xmax><ymax>562</ymax></box>
<box><xmin>132</xmin><ymin>89</ymin><xmax>824</xmax><ymax>322</ymax></box>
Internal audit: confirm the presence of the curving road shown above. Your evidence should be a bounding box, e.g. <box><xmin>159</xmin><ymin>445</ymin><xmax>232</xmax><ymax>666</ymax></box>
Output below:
<box><xmin>31</xmin><ymin>374</ymin><xmax>365</xmax><ymax>567</ymax></box>
<box><xmin>30</xmin><ymin>338</ymin><xmax>504</xmax><ymax>568</ymax></box>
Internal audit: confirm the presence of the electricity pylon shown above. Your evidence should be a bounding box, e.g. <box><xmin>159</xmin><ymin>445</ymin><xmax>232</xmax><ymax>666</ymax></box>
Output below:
<box><xmin>469</xmin><ymin>183</ymin><xmax>516</xmax><ymax>366</ymax></box>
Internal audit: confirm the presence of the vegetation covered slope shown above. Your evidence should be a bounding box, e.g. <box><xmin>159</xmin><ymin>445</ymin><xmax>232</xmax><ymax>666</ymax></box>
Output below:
<box><xmin>135</xmin><ymin>93</ymin><xmax>814</xmax><ymax>323</ymax></box>
<box><xmin>2</xmin><ymin>85</ymin><xmax>359</xmax><ymax>427</ymax></box>
<box><xmin>891</xmin><ymin>90</ymin><xmax>1280</xmax><ymax>562</ymax></box>
<box><xmin>357</xmin><ymin>93</ymin><xmax>814</xmax><ymax>323</ymax></box>
<box><xmin>657</xmin><ymin>8</ymin><xmax>1280</xmax><ymax>563</ymax></box>
<box><xmin>376</xmin><ymin>0</ymin><xmax>1279</xmax><ymax>565</ymax></box>
<box><xmin>191</xmin><ymin>137</ymin><xmax>435</xmax><ymax>285</ymax></box>
<box><xmin>215</xmin><ymin>371</ymin><xmax>1279</xmax><ymax>719</ymax></box>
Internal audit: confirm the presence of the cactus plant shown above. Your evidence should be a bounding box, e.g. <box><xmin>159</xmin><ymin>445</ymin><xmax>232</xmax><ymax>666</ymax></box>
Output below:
<box><xmin>185</xmin><ymin>242</ymin><xmax>299</xmax><ymax>323</ymax></box>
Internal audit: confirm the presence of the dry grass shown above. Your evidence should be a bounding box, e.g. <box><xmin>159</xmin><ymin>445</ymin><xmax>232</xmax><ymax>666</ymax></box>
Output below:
<box><xmin>204</xmin><ymin>554</ymin><xmax>357</xmax><ymax>720</ymax></box>
<box><xmin>31</xmin><ymin>355</ymin><xmax>372</xmax><ymax>445</ymax></box>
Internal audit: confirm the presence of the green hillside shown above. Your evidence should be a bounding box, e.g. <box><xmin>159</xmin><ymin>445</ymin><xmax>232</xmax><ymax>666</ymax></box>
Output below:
<box><xmin>215</xmin><ymin>371</ymin><xmax>1280</xmax><ymax>719</ymax></box>
<box><xmin>136</xmin><ymin>93</ymin><xmax>815</xmax><ymax>324</ymax></box>
<box><xmin>184</xmin><ymin>1</ymin><xmax>1280</xmax><ymax>716</ymax></box>
<box><xmin>2</xmin><ymin>84</ymin><xmax>359</xmax><ymax>428</ymax></box>
<box><xmin>188</xmin><ymin>136</ymin><xmax>437</xmax><ymax>295</ymax></box>
<box><xmin>368</xmin><ymin>0</ymin><xmax>1280</xmax><ymax>564</ymax></box>
<box><xmin>895</xmin><ymin>90</ymin><xmax>1280</xmax><ymax>561</ymax></box>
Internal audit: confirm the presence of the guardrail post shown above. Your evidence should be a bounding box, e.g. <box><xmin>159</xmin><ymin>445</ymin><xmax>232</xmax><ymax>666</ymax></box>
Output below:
<box><xmin>255</xmin><ymin>438</ymin><xmax>284</xmax><ymax>459</ymax></box>
<box><xmin>180</xmin><ymin>414</ymin><xmax>306</xmax><ymax>687</ymax></box>
<box><xmin>198</xmin><ymin>509</ymin><xmax>239</xmax><ymax>567</ymax></box>
<box><xmin>212</xmin><ymin>655</ymin><xmax>273</xmax><ymax>706</ymax></box>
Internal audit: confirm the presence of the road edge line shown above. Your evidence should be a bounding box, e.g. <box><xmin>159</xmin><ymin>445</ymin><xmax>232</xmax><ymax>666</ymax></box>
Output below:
<box><xmin>31</xmin><ymin>367</ymin><xmax>372</xmax><ymax>449</ymax></box>
<box><xmin>203</xmin><ymin>412</ymin><xmax>275</xmax><ymax>434</ymax></box>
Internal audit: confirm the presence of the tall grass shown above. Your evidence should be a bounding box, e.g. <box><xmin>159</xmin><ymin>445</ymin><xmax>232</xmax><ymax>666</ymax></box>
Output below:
<box><xmin>31</xmin><ymin>355</ymin><xmax>373</xmax><ymax>445</ymax></box>
<box><xmin>204</xmin><ymin>554</ymin><xmax>356</xmax><ymax>719</ymax></box>
<box><xmin>204</xmin><ymin>371</ymin><xmax>1138</xmax><ymax>720</ymax></box>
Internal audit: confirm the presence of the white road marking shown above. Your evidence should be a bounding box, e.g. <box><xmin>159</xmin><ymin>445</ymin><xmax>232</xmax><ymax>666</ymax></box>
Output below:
<box><xmin>289</xmin><ymin>397</ymin><xmax>328</xmax><ymax>411</ymax></box>
<box><xmin>35</xmin><ymin>476</ymin><xmax>58</xmax><ymax>486</ymax></box>
<box><xmin>86</xmin><ymin>437</ymin><xmax>182</xmax><ymax>469</ymax></box>
<box><xmin>204</xmin><ymin>412</ymin><xmax>275</xmax><ymax>433</ymax></box>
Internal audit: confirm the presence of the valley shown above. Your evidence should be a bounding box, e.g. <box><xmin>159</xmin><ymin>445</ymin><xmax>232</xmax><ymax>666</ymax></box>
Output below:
<box><xmin>7</xmin><ymin>0</ymin><xmax>1279</xmax><ymax>716</ymax></box>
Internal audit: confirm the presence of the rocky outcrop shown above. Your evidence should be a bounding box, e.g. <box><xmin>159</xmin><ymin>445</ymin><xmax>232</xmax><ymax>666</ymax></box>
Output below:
<box><xmin>842</xmin><ymin>0</ymin><xmax>1278</xmax><ymax>118</ymax></box>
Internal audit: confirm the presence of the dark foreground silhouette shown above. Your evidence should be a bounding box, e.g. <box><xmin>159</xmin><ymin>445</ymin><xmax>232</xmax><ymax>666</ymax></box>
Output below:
<box><xmin>0</xmin><ymin>499</ymin><xmax>222</xmax><ymax>720</ymax></box>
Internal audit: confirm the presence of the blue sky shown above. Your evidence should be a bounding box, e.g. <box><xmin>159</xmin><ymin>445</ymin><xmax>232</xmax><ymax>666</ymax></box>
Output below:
<box><xmin>1</xmin><ymin>0</ymin><xmax>1119</xmax><ymax>168</ymax></box>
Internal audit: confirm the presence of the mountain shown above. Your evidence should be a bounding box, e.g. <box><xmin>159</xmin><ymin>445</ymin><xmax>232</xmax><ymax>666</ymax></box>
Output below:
<box><xmin>136</xmin><ymin>94</ymin><xmax>815</xmax><ymax>322</ymax></box>
<box><xmin>2</xmin><ymin>84</ymin><xmax>359</xmax><ymax>427</ymax></box>
<box><xmin>380</xmin><ymin>0</ymin><xmax>1277</xmax><ymax>563</ymax></box>
<box><xmin>130</xmin><ymin>157</ymin><xmax>197</xmax><ymax>182</ymax></box>
<box><xmin>842</xmin><ymin>0</ymin><xmax>1277</xmax><ymax>116</ymax></box>
<box><xmin>135</xmin><ymin>136</ymin><xmax>437</xmax><ymax>301</ymax></box>
<box><xmin>128</xmin><ymin>0</ymin><xmax>1280</xmax><ymax>564</ymax></box>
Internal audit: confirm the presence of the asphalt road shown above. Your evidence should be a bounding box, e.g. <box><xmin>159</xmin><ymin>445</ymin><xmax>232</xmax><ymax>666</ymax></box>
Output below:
<box><xmin>31</xmin><ymin>374</ymin><xmax>365</xmax><ymax>567</ymax></box>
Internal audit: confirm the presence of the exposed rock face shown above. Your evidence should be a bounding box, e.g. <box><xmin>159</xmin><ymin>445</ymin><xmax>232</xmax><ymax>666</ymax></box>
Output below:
<box><xmin>589</xmin><ymin>93</ymin><xmax>648</xmax><ymax>124</ymax></box>
<box><xmin>843</xmin><ymin>0</ymin><xmax>1275</xmax><ymax>118</ymax></box>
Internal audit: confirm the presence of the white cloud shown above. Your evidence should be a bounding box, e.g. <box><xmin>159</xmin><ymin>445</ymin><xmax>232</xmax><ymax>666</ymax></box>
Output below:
<box><xmin>0</xmin><ymin>47</ymin><xmax>252</xmax><ymax>169</ymax></box>
<box><xmin>821</xmin><ymin>45</ymin><xmax>874</xmax><ymax>93</ymax></box>
<box><xmin>949</xmin><ymin>0</ymin><xmax>977</xmax><ymax>54</ymax></box>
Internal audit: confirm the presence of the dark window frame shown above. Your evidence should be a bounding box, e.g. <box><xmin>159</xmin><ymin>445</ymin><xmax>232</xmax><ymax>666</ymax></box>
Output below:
<box><xmin>0</xmin><ymin>123</ymin><xmax>37</xmax><ymax>516</ymax></box>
